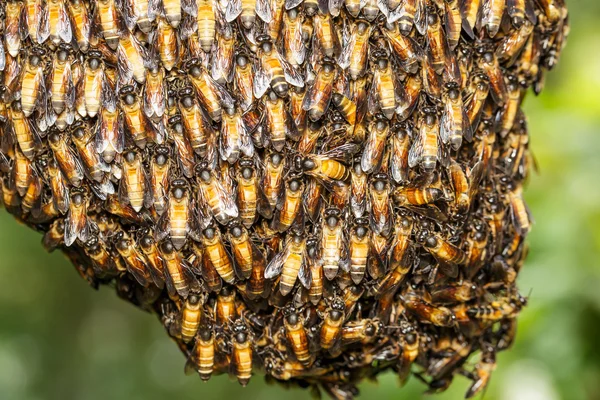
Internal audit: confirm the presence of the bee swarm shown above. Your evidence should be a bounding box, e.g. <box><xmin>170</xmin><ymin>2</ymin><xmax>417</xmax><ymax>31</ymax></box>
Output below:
<box><xmin>0</xmin><ymin>0</ymin><xmax>568</xmax><ymax>398</ymax></box>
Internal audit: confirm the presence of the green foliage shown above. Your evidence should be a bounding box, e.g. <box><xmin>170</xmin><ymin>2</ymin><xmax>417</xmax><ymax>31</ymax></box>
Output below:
<box><xmin>1</xmin><ymin>4</ymin><xmax>599</xmax><ymax>399</ymax></box>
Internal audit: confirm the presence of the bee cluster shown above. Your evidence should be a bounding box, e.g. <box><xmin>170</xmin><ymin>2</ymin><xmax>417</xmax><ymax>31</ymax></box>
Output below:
<box><xmin>0</xmin><ymin>0</ymin><xmax>568</xmax><ymax>398</ymax></box>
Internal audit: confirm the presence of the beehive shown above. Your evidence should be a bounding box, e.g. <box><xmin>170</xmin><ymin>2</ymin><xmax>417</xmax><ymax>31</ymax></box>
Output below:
<box><xmin>0</xmin><ymin>0</ymin><xmax>568</xmax><ymax>398</ymax></box>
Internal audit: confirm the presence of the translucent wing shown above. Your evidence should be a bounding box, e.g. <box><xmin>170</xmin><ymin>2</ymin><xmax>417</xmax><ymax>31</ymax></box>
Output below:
<box><xmin>265</xmin><ymin>247</ymin><xmax>286</xmax><ymax>279</ymax></box>
<box><xmin>253</xmin><ymin>58</ymin><xmax>271</xmax><ymax>99</ymax></box>
<box><xmin>278</xmin><ymin>53</ymin><xmax>304</xmax><ymax>88</ymax></box>
<box><xmin>298</xmin><ymin>260</ymin><xmax>312</xmax><ymax>289</ymax></box>
<box><xmin>225</xmin><ymin>0</ymin><xmax>243</xmax><ymax>22</ymax></box>
<box><xmin>408</xmin><ymin>130</ymin><xmax>424</xmax><ymax>168</ymax></box>
<box><xmin>285</xmin><ymin>0</ymin><xmax>303</xmax><ymax>10</ymax></box>
<box><xmin>182</xmin><ymin>0</ymin><xmax>198</xmax><ymax>16</ymax></box>
<box><xmin>256</xmin><ymin>0</ymin><xmax>272</xmax><ymax>23</ymax></box>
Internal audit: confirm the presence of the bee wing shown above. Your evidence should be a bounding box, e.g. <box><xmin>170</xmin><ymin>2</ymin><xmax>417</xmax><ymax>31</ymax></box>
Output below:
<box><xmin>439</xmin><ymin>105</ymin><xmax>452</xmax><ymax>145</ymax></box>
<box><xmin>265</xmin><ymin>245</ymin><xmax>287</xmax><ymax>279</ymax></box>
<box><xmin>122</xmin><ymin>0</ymin><xmax>137</xmax><ymax>32</ymax></box>
<box><xmin>436</xmin><ymin>260</ymin><xmax>459</xmax><ymax>279</ymax></box>
<box><xmin>284</xmin><ymin>0</ymin><xmax>303</xmax><ymax>10</ymax></box>
<box><xmin>408</xmin><ymin>130</ymin><xmax>424</xmax><ymax>169</ymax></box>
<box><xmin>239</xmin><ymin>119</ymin><xmax>255</xmax><ymax>158</ymax></box>
<box><xmin>253</xmin><ymin>58</ymin><xmax>271</xmax><ymax>100</ymax></box>
<box><xmin>58</xmin><ymin>1</ymin><xmax>73</xmax><ymax>43</ymax></box>
<box><xmin>329</xmin><ymin>0</ymin><xmax>343</xmax><ymax>17</ymax></box>
<box><xmin>225</xmin><ymin>0</ymin><xmax>243</xmax><ymax>22</ymax></box>
<box><xmin>338</xmin><ymin>27</ymin><xmax>355</xmax><ymax>70</ymax></box>
<box><xmin>182</xmin><ymin>0</ymin><xmax>198</xmax><ymax>16</ymax></box>
<box><xmin>437</xmin><ymin>135</ymin><xmax>450</xmax><ymax>168</ymax></box>
<box><xmin>256</xmin><ymin>0</ymin><xmax>272</xmax><ymax>23</ymax></box>
<box><xmin>117</xmin><ymin>42</ymin><xmax>135</xmax><ymax>86</ymax></box>
<box><xmin>298</xmin><ymin>256</ymin><xmax>312</xmax><ymax>289</ymax></box>
<box><xmin>65</xmin><ymin>206</ymin><xmax>86</xmax><ymax>247</ymax></box>
<box><xmin>37</xmin><ymin>4</ymin><xmax>50</xmax><ymax>44</ymax></box>
<box><xmin>462</xmin><ymin>108</ymin><xmax>474</xmax><ymax>142</ymax></box>
<box><xmin>414</xmin><ymin>0</ymin><xmax>428</xmax><ymax>35</ymax></box>
<box><xmin>277</xmin><ymin>53</ymin><xmax>304</xmax><ymax>88</ymax></box>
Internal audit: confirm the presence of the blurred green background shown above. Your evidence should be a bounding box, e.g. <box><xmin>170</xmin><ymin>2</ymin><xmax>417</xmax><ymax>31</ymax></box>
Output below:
<box><xmin>1</xmin><ymin>2</ymin><xmax>600</xmax><ymax>399</ymax></box>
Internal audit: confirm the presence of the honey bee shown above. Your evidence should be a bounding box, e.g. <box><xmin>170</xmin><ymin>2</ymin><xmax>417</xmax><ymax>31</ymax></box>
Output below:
<box><xmin>160</xmin><ymin>240</ymin><xmax>198</xmax><ymax>298</ymax></box>
<box><xmin>41</xmin><ymin>0</ymin><xmax>73</xmax><ymax>45</ymax></box>
<box><xmin>331</xmin><ymin>93</ymin><xmax>357</xmax><ymax>134</ymax></box>
<box><xmin>65</xmin><ymin>188</ymin><xmax>94</xmax><ymax>247</ymax></box>
<box><xmin>156</xmin><ymin>179</ymin><xmax>200</xmax><ymax>250</ymax></box>
<box><xmin>261</xmin><ymin>151</ymin><xmax>286</xmax><ymax>215</ymax></box>
<box><xmin>8</xmin><ymin>101</ymin><xmax>39</xmax><ymax>161</ymax></box>
<box><xmin>409</xmin><ymin>106</ymin><xmax>448</xmax><ymax>172</ymax></box>
<box><xmin>97</xmin><ymin>0</ymin><xmax>120</xmax><ymax>49</ymax></box>
<box><xmin>479</xmin><ymin>0</ymin><xmax>505</xmax><ymax>38</ymax></box>
<box><xmin>20</xmin><ymin>48</ymin><xmax>46</xmax><ymax>118</ymax></box>
<box><xmin>282</xmin><ymin>9</ymin><xmax>305</xmax><ymax>68</ymax></box>
<box><xmin>264</xmin><ymin>91</ymin><xmax>298</xmax><ymax>151</ymax></box>
<box><xmin>190</xmin><ymin>241</ymin><xmax>222</xmax><ymax>293</ymax></box>
<box><xmin>23</xmin><ymin>0</ymin><xmax>43</xmax><ymax>44</ymax></box>
<box><xmin>350</xmin><ymin>159</ymin><xmax>367</xmax><ymax>218</ymax></box>
<box><xmin>430</xmin><ymin>282</ymin><xmax>478</xmax><ymax>305</ymax></box>
<box><xmin>468</xmin><ymin>294</ymin><xmax>526</xmax><ymax>321</ymax></box>
<box><xmin>231</xmin><ymin>320</ymin><xmax>253</xmax><ymax>386</ymax></box>
<box><xmin>348</xmin><ymin>217</ymin><xmax>370</xmax><ymax>284</ymax></box>
<box><xmin>117</xmin><ymin>32</ymin><xmax>148</xmax><ymax>85</ymax></box>
<box><xmin>321</xmin><ymin>207</ymin><xmax>345</xmax><ymax>280</ymax></box>
<box><xmin>202</xmin><ymin>226</ymin><xmax>236</xmax><ymax>284</ymax></box>
<box><xmin>253</xmin><ymin>35</ymin><xmax>304</xmax><ymax>99</ymax></box>
<box><xmin>283</xmin><ymin>306</ymin><xmax>313</xmax><ymax>366</ymax></box>
<box><xmin>143</xmin><ymin>67</ymin><xmax>167</xmax><ymax>121</ymax></box>
<box><xmin>339</xmin><ymin>20</ymin><xmax>370</xmax><ymax>80</ymax></box>
<box><xmin>300</xmin><ymin>143</ymin><xmax>357</xmax><ymax>186</ymax></box>
<box><xmin>478</xmin><ymin>46</ymin><xmax>507</xmax><ymax>105</ymax></box>
<box><xmin>176</xmin><ymin>87</ymin><xmax>211</xmax><ymax>157</ymax></box>
<box><xmin>265</xmin><ymin>230</ymin><xmax>310</xmax><ymax>296</ymax></box>
<box><xmin>42</xmin><ymin>219</ymin><xmax>65</xmax><ymax>251</ymax></box>
<box><xmin>464</xmin><ymin>346</ymin><xmax>496</xmax><ymax>398</ymax></box>
<box><xmin>441</xmin><ymin>82</ymin><xmax>472</xmax><ymax>150</ymax></box>
<box><xmin>341</xmin><ymin>318</ymin><xmax>382</xmax><ymax>346</ymax></box>
<box><xmin>119</xmin><ymin>150</ymin><xmax>151</xmax><ymax>213</ymax></box>
<box><xmin>79</xmin><ymin>51</ymin><xmax>108</xmax><ymax>119</ymax></box>
<box><xmin>233</xmin><ymin>53</ymin><xmax>255</xmax><ymax>112</ymax></box>
<box><xmin>5</xmin><ymin>1</ymin><xmax>23</xmax><ymax>57</ymax></box>
<box><xmin>226</xmin><ymin>221</ymin><xmax>263</xmax><ymax>280</ymax></box>
<box><xmin>369</xmin><ymin>173</ymin><xmax>392</xmax><ymax>236</ymax></box>
<box><xmin>368</xmin><ymin>50</ymin><xmax>398</xmax><ymax>120</ymax></box>
<box><xmin>46</xmin><ymin>158</ymin><xmax>70</xmax><ymax>215</ymax></box>
<box><xmin>303</xmin><ymin>58</ymin><xmax>336</xmax><ymax>122</ymax></box>
<box><xmin>181</xmin><ymin>293</ymin><xmax>204</xmax><ymax>343</ymax></box>
<box><xmin>186</xmin><ymin>324</ymin><xmax>215</xmax><ymax>380</ymax></box>
<box><xmin>388</xmin><ymin>209</ymin><xmax>413</xmax><ymax>269</ymax></box>
<box><xmin>12</xmin><ymin>147</ymin><xmax>32</xmax><ymax>198</ymax></box>
<box><xmin>395</xmin><ymin>322</ymin><xmax>419</xmax><ymax>385</ymax></box>
<box><xmin>95</xmin><ymin>97</ymin><xmax>124</xmax><ymax>164</ymax></box>
<box><xmin>418</xmin><ymin>231</ymin><xmax>465</xmax><ymax>278</ymax></box>
<box><xmin>236</xmin><ymin>158</ymin><xmax>264</xmax><ymax>228</ymax></box>
<box><xmin>464</xmin><ymin>219</ymin><xmax>488</xmax><ymax>279</ymax></box>
<box><xmin>50</xmin><ymin>44</ymin><xmax>75</xmax><ymax>116</ymax></box>
<box><xmin>320</xmin><ymin>298</ymin><xmax>345</xmax><ymax>351</ymax></box>
<box><xmin>508</xmin><ymin>184</ymin><xmax>531</xmax><ymax>235</ymax></box>
<box><xmin>186</xmin><ymin>58</ymin><xmax>235</xmax><ymax>122</ymax></box>
<box><xmin>500</xmin><ymin>76</ymin><xmax>522</xmax><ymax>137</ymax></box>
<box><xmin>21</xmin><ymin>172</ymin><xmax>43</xmax><ymax>215</ymax></box>
<box><xmin>119</xmin><ymin>87</ymin><xmax>147</xmax><ymax>150</ymax></box>
<box><xmin>114</xmin><ymin>231</ymin><xmax>151</xmax><ymax>287</ymax></box>
<box><xmin>71</xmin><ymin>120</ymin><xmax>110</xmax><ymax>183</ymax></box>
<box><xmin>196</xmin><ymin>163</ymin><xmax>239</xmax><ymax>225</ymax></box>
<box><xmin>138</xmin><ymin>231</ymin><xmax>166</xmax><ymax>288</ymax></box>
<box><xmin>167</xmin><ymin>115</ymin><xmax>196</xmax><ymax>179</ymax></box>
<box><xmin>154</xmin><ymin>16</ymin><xmax>179</xmax><ymax>72</ymax></box>
<box><xmin>402</xmin><ymin>291</ymin><xmax>456</xmax><ymax>327</ymax></box>
<box><xmin>48</xmin><ymin>130</ymin><xmax>85</xmax><ymax>187</ymax></box>
<box><xmin>270</xmin><ymin>172</ymin><xmax>304</xmax><ymax>232</ymax></box>
<box><xmin>84</xmin><ymin>236</ymin><xmax>118</xmax><ymax>276</ymax></box>
<box><xmin>221</xmin><ymin>105</ymin><xmax>254</xmax><ymax>163</ymax></box>
<box><xmin>361</xmin><ymin>117</ymin><xmax>388</xmax><ymax>174</ymax></box>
